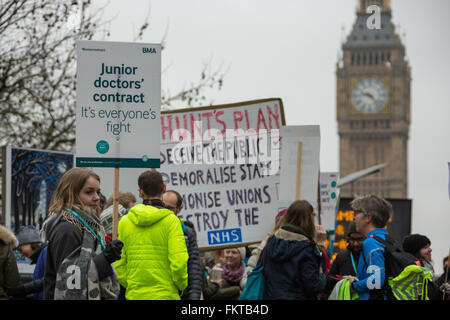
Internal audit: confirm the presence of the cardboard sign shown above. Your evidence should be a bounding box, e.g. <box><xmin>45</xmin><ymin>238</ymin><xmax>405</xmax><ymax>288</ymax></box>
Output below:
<box><xmin>75</xmin><ymin>40</ymin><xmax>161</xmax><ymax>168</ymax></box>
<box><xmin>95</xmin><ymin>98</ymin><xmax>285</xmax><ymax>249</ymax></box>
<box><xmin>278</xmin><ymin>125</ymin><xmax>321</xmax><ymax>219</ymax></box>
<box><xmin>161</xmin><ymin>99</ymin><xmax>284</xmax><ymax>249</ymax></box>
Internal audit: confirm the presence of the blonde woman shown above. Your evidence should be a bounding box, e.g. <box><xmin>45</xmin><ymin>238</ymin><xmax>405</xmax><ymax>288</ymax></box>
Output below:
<box><xmin>43</xmin><ymin>167</ymin><xmax>122</xmax><ymax>300</ymax></box>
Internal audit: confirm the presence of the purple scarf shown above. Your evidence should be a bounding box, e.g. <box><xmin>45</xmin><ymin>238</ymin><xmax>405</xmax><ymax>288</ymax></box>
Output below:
<box><xmin>222</xmin><ymin>263</ymin><xmax>245</xmax><ymax>285</ymax></box>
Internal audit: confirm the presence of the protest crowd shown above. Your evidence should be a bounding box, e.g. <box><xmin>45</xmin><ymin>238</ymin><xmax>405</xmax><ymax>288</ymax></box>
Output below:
<box><xmin>0</xmin><ymin>167</ymin><xmax>449</xmax><ymax>301</ymax></box>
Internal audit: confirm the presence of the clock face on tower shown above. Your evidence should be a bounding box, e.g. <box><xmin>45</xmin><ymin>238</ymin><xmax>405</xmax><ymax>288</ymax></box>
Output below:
<box><xmin>352</xmin><ymin>78</ymin><xmax>388</xmax><ymax>113</ymax></box>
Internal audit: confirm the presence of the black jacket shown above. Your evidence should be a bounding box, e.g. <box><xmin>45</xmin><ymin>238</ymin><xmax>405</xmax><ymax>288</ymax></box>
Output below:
<box><xmin>43</xmin><ymin>215</ymin><xmax>113</xmax><ymax>300</ymax></box>
<box><xmin>263</xmin><ymin>225</ymin><xmax>326</xmax><ymax>300</ymax></box>
<box><xmin>180</xmin><ymin>220</ymin><xmax>202</xmax><ymax>300</ymax></box>
<box><xmin>325</xmin><ymin>248</ymin><xmax>360</xmax><ymax>296</ymax></box>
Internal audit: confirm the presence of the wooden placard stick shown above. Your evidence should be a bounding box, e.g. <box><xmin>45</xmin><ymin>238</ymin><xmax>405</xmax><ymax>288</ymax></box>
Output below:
<box><xmin>317</xmin><ymin>172</ymin><xmax>322</xmax><ymax>225</ymax></box>
<box><xmin>444</xmin><ymin>248</ymin><xmax>450</xmax><ymax>300</ymax></box>
<box><xmin>112</xmin><ymin>167</ymin><xmax>119</xmax><ymax>240</ymax></box>
<box><xmin>295</xmin><ymin>141</ymin><xmax>302</xmax><ymax>201</ymax></box>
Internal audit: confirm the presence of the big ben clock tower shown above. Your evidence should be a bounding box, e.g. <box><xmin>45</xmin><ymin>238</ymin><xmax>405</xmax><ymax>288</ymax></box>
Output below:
<box><xmin>337</xmin><ymin>0</ymin><xmax>411</xmax><ymax>198</ymax></box>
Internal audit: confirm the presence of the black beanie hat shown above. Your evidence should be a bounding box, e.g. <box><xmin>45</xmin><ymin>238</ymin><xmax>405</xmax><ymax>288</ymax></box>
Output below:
<box><xmin>402</xmin><ymin>234</ymin><xmax>431</xmax><ymax>256</ymax></box>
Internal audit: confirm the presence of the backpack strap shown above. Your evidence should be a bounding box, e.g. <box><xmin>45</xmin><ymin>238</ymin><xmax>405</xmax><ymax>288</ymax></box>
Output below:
<box><xmin>370</xmin><ymin>234</ymin><xmax>389</xmax><ymax>246</ymax></box>
<box><xmin>371</xmin><ymin>234</ymin><xmax>422</xmax><ymax>267</ymax></box>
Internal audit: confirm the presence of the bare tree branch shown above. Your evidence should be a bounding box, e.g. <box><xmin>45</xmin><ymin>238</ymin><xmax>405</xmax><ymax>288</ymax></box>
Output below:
<box><xmin>0</xmin><ymin>0</ymin><xmax>227</xmax><ymax>153</ymax></box>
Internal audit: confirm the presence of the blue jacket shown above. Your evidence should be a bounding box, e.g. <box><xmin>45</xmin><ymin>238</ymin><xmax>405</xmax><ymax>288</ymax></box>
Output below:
<box><xmin>263</xmin><ymin>225</ymin><xmax>326</xmax><ymax>300</ymax></box>
<box><xmin>352</xmin><ymin>228</ymin><xmax>388</xmax><ymax>300</ymax></box>
<box><xmin>33</xmin><ymin>246</ymin><xmax>47</xmax><ymax>300</ymax></box>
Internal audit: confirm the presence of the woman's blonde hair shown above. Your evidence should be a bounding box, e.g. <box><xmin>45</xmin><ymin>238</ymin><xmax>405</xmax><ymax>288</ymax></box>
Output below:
<box><xmin>49</xmin><ymin>167</ymin><xmax>101</xmax><ymax>216</ymax></box>
<box><xmin>278</xmin><ymin>200</ymin><xmax>316</xmax><ymax>239</ymax></box>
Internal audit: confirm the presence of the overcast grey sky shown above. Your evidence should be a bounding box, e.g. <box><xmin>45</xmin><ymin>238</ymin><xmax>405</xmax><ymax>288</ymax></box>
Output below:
<box><xmin>96</xmin><ymin>0</ymin><xmax>450</xmax><ymax>274</ymax></box>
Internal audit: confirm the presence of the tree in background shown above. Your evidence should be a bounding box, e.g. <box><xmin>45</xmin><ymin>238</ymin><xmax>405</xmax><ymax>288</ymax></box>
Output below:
<box><xmin>0</xmin><ymin>0</ymin><xmax>226</xmax><ymax>152</ymax></box>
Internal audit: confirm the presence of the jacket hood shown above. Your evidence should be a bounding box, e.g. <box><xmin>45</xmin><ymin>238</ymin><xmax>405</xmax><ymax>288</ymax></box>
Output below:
<box><xmin>0</xmin><ymin>224</ymin><xmax>18</xmax><ymax>247</ymax></box>
<box><xmin>266</xmin><ymin>225</ymin><xmax>313</xmax><ymax>262</ymax></box>
<box><xmin>127</xmin><ymin>203</ymin><xmax>174</xmax><ymax>226</ymax></box>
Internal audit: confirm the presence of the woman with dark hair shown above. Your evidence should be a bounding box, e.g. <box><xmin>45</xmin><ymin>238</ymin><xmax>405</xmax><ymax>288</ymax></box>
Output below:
<box><xmin>262</xmin><ymin>200</ymin><xmax>327</xmax><ymax>300</ymax></box>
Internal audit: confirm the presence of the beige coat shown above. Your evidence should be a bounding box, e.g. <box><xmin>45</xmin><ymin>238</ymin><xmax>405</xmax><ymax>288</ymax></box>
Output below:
<box><xmin>240</xmin><ymin>237</ymin><xmax>269</xmax><ymax>289</ymax></box>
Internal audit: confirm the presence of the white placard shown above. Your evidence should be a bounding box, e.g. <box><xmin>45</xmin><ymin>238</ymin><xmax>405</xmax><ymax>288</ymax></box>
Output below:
<box><xmin>75</xmin><ymin>40</ymin><xmax>161</xmax><ymax>168</ymax></box>
<box><xmin>96</xmin><ymin>99</ymin><xmax>284</xmax><ymax>249</ymax></box>
<box><xmin>320</xmin><ymin>172</ymin><xmax>340</xmax><ymax>232</ymax></box>
<box><xmin>278</xmin><ymin>125</ymin><xmax>321</xmax><ymax>218</ymax></box>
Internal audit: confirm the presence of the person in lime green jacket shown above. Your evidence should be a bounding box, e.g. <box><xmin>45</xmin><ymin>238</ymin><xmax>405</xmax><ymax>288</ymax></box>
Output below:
<box><xmin>113</xmin><ymin>170</ymin><xmax>189</xmax><ymax>300</ymax></box>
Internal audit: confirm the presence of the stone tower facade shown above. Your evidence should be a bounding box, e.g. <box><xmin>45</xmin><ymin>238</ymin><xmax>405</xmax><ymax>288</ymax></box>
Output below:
<box><xmin>337</xmin><ymin>0</ymin><xmax>411</xmax><ymax>198</ymax></box>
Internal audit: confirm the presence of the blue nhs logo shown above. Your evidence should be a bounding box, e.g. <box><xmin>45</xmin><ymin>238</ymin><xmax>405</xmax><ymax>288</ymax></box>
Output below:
<box><xmin>208</xmin><ymin>228</ymin><xmax>242</xmax><ymax>245</ymax></box>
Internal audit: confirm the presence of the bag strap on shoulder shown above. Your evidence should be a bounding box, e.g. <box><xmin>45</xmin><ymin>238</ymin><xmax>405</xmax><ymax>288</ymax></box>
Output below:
<box><xmin>370</xmin><ymin>234</ymin><xmax>390</xmax><ymax>246</ymax></box>
<box><xmin>257</xmin><ymin>245</ymin><xmax>267</xmax><ymax>268</ymax></box>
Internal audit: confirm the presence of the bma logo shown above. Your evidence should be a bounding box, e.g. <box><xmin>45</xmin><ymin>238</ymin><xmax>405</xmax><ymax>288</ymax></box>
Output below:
<box><xmin>142</xmin><ymin>47</ymin><xmax>157</xmax><ymax>54</ymax></box>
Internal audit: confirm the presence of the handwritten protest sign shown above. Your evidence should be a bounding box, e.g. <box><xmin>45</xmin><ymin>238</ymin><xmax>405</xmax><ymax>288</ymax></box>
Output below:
<box><xmin>95</xmin><ymin>98</ymin><xmax>285</xmax><ymax>249</ymax></box>
<box><xmin>161</xmin><ymin>99</ymin><xmax>284</xmax><ymax>249</ymax></box>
